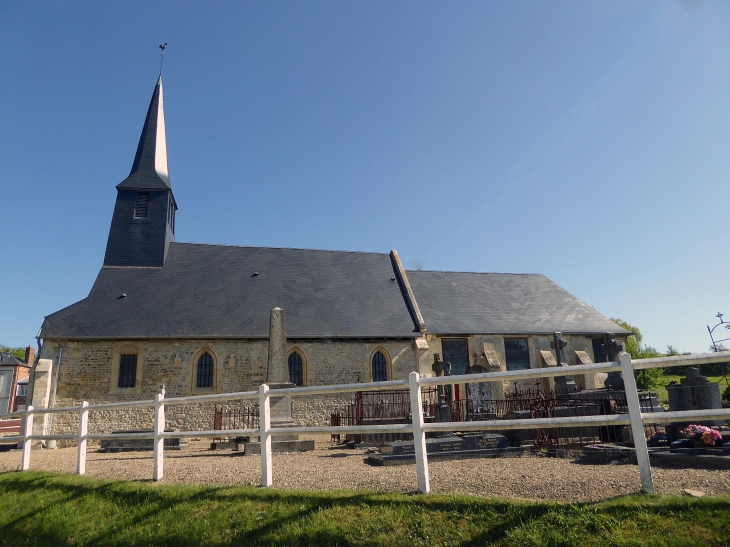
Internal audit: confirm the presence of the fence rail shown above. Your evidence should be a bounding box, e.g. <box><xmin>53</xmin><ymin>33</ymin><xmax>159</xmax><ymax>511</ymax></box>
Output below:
<box><xmin>4</xmin><ymin>351</ymin><xmax>730</xmax><ymax>494</ymax></box>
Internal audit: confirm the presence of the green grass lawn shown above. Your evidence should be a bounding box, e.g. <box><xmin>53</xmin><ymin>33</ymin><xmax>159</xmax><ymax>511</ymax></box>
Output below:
<box><xmin>0</xmin><ymin>472</ymin><xmax>729</xmax><ymax>546</ymax></box>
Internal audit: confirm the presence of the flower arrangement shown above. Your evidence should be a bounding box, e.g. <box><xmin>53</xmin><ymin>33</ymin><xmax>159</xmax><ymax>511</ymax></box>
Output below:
<box><xmin>679</xmin><ymin>424</ymin><xmax>723</xmax><ymax>446</ymax></box>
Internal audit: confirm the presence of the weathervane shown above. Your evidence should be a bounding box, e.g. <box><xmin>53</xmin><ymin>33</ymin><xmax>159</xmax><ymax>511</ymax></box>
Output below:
<box><xmin>159</xmin><ymin>43</ymin><xmax>167</xmax><ymax>75</ymax></box>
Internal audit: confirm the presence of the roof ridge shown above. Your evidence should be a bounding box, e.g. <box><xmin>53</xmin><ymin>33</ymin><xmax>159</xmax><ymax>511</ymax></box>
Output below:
<box><xmin>407</xmin><ymin>269</ymin><xmax>545</xmax><ymax>276</ymax></box>
<box><xmin>171</xmin><ymin>241</ymin><xmax>390</xmax><ymax>256</ymax></box>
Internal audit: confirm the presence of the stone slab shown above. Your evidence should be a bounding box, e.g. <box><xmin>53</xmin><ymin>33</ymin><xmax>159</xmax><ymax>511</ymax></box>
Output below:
<box><xmin>242</xmin><ymin>439</ymin><xmax>315</xmax><ymax>454</ymax></box>
<box><xmin>650</xmin><ymin>449</ymin><xmax>730</xmax><ymax>470</ymax></box>
<box><xmin>370</xmin><ymin>433</ymin><xmax>522</xmax><ymax>465</ymax></box>
<box><xmin>368</xmin><ymin>446</ymin><xmax>525</xmax><ymax>466</ymax></box>
<box><xmin>381</xmin><ymin>433</ymin><xmax>508</xmax><ymax>456</ymax></box>
<box><xmin>98</xmin><ymin>429</ymin><xmax>188</xmax><ymax>453</ymax></box>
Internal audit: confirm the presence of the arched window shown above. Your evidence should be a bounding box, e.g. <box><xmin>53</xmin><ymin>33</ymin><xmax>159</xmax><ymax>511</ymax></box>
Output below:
<box><xmin>288</xmin><ymin>351</ymin><xmax>304</xmax><ymax>386</ymax></box>
<box><xmin>196</xmin><ymin>352</ymin><xmax>214</xmax><ymax>388</ymax></box>
<box><xmin>372</xmin><ymin>351</ymin><xmax>388</xmax><ymax>382</ymax></box>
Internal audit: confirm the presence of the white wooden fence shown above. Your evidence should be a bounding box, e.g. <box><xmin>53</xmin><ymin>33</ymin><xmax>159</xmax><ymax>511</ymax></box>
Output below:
<box><xmin>2</xmin><ymin>351</ymin><xmax>730</xmax><ymax>494</ymax></box>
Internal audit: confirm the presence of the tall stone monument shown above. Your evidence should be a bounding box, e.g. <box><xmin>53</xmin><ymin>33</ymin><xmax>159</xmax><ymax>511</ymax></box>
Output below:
<box><xmin>266</xmin><ymin>307</ymin><xmax>296</xmax><ymax>427</ymax></box>
<box><xmin>243</xmin><ymin>307</ymin><xmax>314</xmax><ymax>453</ymax></box>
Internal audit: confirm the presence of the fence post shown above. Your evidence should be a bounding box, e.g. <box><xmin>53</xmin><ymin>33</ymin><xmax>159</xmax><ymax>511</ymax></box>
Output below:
<box><xmin>77</xmin><ymin>401</ymin><xmax>89</xmax><ymax>475</ymax></box>
<box><xmin>153</xmin><ymin>386</ymin><xmax>165</xmax><ymax>481</ymax></box>
<box><xmin>259</xmin><ymin>383</ymin><xmax>272</xmax><ymax>487</ymax></box>
<box><xmin>409</xmin><ymin>371</ymin><xmax>430</xmax><ymax>494</ymax></box>
<box><xmin>20</xmin><ymin>406</ymin><xmax>34</xmax><ymax>471</ymax></box>
<box><xmin>620</xmin><ymin>352</ymin><xmax>654</xmax><ymax>493</ymax></box>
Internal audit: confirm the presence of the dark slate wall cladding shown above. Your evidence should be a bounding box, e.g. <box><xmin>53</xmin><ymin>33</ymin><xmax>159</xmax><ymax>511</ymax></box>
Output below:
<box><xmin>103</xmin><ymin>189</ymin><xmax>172</xmax><ymax>267</ymax></box>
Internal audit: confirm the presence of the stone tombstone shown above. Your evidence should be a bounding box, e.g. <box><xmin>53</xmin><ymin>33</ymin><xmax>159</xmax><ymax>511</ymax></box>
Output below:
<box><xmin>465</xmin><ymin>364</ymin><xmax>493</xmax><ymax>419</ymax></box>
<box><xmin>667</xmin><ymin>367</ymin><xmax>724</xmax><ymax>438</ymax></box>
<box><xmin>602</xmin><ymin>333</ymin><xmax>625</xmax><ymax>390</ymax></box>
<box><xmin>431</xmin><ymin>354</ymin><xmax>451</xmax><ymax>423</ymax></box>
<box><xmin>552</xmin><ymin>332</ymin><xmax>578</xmax><ymax>397</ymax></box>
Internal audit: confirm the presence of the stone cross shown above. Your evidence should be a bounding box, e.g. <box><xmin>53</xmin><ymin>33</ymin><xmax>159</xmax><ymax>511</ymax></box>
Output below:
<box><xmin>432</xmin><ymin>354</ymin><xmax>444</xmax><ymax>403</ymax></box>
<box><xmin>431</xmin><ymin>353</ymin><xmax>451</xmax><ymax>422</ymax></box>
<box><xmin>267</xmin><ymin>307</ymin><xmax>288</xmax><ymax>383</ymax></box>
<box><xmin>551</xmin><ymin>332</ymin><xmax>577</xmax><ymax>396</ymax></box>
<box><xmin>603</xmin><ymin>333</ymin><xmax>625</xmax><ymax>390</ymax></box>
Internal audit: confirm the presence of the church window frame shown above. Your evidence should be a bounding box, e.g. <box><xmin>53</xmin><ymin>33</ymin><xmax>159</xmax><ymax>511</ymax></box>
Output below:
<box><xmin>370</xmin><ymin>348</ymin><xmax>391</xmax><ymax>382</ymax></box>
<box><xmin>118</xmin><ymin>354</ymin><xmax>138</xmax><ymax>388</ymax></box>
<box><xmin>287</xmin><ymin>348</ymin><xmax>307</xmax><ymax>386</ymax></box>
<box><xmin>109</xmin><ymin>342</ymin><xmax>144</xmax><ymax>394</ymax></box>
<box><xmin>191</xmin><ymin>348</ymin><xmax>218</xmax><ymax>394</ymax></box>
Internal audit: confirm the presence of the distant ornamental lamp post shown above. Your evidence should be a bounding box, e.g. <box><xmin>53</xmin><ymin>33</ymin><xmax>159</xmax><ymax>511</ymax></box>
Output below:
<box><xmin>707</xmin><ymin>312</ymin><xmax>730</xmax><ymax>352</ymax></box>
<box><xmin>707</xmin><ymin>312</ymin><xmax>730</xmax><ymax>388</ymax></box>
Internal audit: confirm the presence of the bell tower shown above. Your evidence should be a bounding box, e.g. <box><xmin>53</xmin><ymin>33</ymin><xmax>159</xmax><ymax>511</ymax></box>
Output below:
<box><xmin>103</xmin><ymin>76</ymin><xmax>177</xmax><ymax>268</ymax></box>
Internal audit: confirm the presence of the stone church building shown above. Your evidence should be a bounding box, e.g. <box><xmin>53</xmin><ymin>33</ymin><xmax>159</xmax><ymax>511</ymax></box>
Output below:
<box><xmin>31</xmin><ymin>77</ymin><xmax>628</xmax><ymax>435</ymax></box>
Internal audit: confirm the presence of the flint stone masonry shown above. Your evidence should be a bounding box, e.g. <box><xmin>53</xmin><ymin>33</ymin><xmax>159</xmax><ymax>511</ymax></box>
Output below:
<box><xmin>31</xmin><ymin>334</ymin><xmax>609</xmax><ymax>444</ymax></box>
<box><xmin>32</xmin><ymin>339</ymin><xmax>416</xmax><ymax>442</ymax></box>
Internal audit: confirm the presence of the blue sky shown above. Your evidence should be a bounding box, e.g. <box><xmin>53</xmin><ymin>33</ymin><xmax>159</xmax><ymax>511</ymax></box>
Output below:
<box><xmin>2</xmin><ymin>1</ymin><xmax>729</xmax><ymax>353</ymax></box>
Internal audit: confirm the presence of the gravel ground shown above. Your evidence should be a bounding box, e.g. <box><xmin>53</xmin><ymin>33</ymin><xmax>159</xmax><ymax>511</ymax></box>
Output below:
<box><xmin>2</xmin><ymin>436</ymin><xmax>729</xmax><ymax>502</ymax></box>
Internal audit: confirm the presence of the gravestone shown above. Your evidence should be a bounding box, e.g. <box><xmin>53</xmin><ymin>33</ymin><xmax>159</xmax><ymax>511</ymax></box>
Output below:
<box><xmin>666</xmin><ymin>367</ymin><xmax>724</xmax><ymax>440</ymax></box>
<box><xmin>367</xmin><ymin>432</ymin><xmax>524</xmax><ymax>465</ymax></box>
<box><xmin>431</xmin><ymin>354</ymin><xmax>451</xmax><ymax>423</ymax></box>
<box><xmin>465</xmin><ymin>364</ymin><xmax>494</xmax><ymax>420</ymax></box>
<box><xmin>552</xmin><ymin>332</ymin><xmax>578</xmax><ymax>397</ymax></box>
<box><xmin>602</xmin><ymin>334</ymin><xmax>625</xmax><ymax>390</ymax></box>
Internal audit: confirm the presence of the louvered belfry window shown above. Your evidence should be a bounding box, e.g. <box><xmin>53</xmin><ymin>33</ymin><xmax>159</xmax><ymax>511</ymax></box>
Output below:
<box><xmin>288</xmin><ymin>352</ymin><xmax>303</xmax><ymax>386</ymax></box>
<box><xmin>196</xmin><ymin>352</ymin><xmax>214</xmax><ymax>388</ymax></box>
<box><xmin>134</xmin><ymin>192</ymin><xmax>149</xmax><ymax>219</ymax></box>
<box><xmin>372</xmin><ymin>351</ymin><xmax>388</xmax><ymax>382</ymax></box>
<box><xmin>118</xmin><ymin>354</ymin><xmax>137</xmax><ymax>388</ymax></box>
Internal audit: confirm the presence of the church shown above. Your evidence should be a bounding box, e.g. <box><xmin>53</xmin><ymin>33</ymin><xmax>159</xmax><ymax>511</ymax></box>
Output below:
<box><xmin>31</xmin><ymin>76</ymin><xmax>628</xmax><ymax>434</ymax></box>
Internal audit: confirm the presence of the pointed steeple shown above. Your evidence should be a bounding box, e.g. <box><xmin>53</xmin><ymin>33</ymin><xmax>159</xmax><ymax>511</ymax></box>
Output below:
<box><xmin>116</xmin><ymin>76</ymin><xmax>170</xmax><ymax>190</ymax></box>
<box><xmin>103</xmin><ymin>76</ymin><xmax>177</xmax><ymax>268</ymax></box>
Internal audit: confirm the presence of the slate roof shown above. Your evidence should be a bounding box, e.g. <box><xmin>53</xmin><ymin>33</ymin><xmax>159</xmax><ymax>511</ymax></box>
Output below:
<box><xmin>0</xmin><ymin>353</ymin><xmax>29</xmax><ymax>367</ymax></box>
<box><xmin>41</xmin><ymin>243</ymin><xmax>628</xmax><ymax>340</ymax></box>
<box><xmin>406</xmin><ymin>270</ymin><xmax>629</xmax><ymax>336</ymax></box>
<box><xmin>41</xmin><ymin>243</ymin><xmax>419</xmax><ymax>339</ymax></box>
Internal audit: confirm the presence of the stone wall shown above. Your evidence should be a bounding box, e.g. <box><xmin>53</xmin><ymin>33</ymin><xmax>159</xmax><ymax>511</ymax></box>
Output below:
<box><xmin>32</xmin><ymin>334</ymin><xmax>614</xmax><ymax>444</ymax></box>
<box><xmin>34</xmin><ymin>338</ymin><xmax>416</xmax><ymax>441</ymax></box>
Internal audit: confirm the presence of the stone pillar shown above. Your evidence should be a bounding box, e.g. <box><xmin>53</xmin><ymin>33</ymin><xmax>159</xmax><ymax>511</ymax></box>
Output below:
<box><xmin>29</xmin><ymin>358</ymin><xmax>53</xmax><ymax>446</ymax></box>
<box><xmin>243</xmin><ymin>307</ymin><xmax>314</xmax><ymax>453</ymax></box>
<box><xmin>265</xmin><ymin>307</ymin><xmax>296</xmax><ymax>430</ymax></box>
<box><xmin>267</xmin><ymin>307</ymin><xmax>288</xmax><ymax>384</ymax></box>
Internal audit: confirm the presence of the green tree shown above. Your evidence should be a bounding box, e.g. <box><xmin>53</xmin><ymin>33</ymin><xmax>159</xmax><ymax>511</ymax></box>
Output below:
<box><xmin>610</xmin><ymin>318</ymin><xmax>664</xmax><ymax>390</ymax></box>
<box><xmin>0</xmin><ymin>344</ymin><xmax>26</xmax><ymax>361</ymax></box>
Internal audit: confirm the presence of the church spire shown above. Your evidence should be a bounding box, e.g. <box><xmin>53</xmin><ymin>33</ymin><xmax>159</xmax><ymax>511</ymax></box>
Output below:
<box><xmin>116</xmin><ymin>76</ymin><xmax>170</xmax><ymax>190</ymax></box>
<box><xmin>103</xmin><ymin>75</ymin><xmax>177</xmax><ymax>268</ymax></box>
